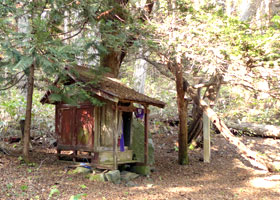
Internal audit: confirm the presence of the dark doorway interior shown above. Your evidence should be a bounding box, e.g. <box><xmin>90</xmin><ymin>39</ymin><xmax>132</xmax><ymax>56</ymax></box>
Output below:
<box><xmin>122</xmin><ymin>112</ymin><xmax>132</xmax><ymax>146</ymax></box>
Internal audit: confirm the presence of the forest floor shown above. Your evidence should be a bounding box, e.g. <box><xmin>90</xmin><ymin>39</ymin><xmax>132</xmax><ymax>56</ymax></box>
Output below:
<box><xmin>1</xmin><ymin>128</ymin><xmax>280</xmax><ymax>200</ymax></box>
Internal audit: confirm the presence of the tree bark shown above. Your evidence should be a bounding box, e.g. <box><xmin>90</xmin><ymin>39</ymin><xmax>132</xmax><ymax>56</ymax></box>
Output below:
<box><xmin>101</xmin><ymin>50</ymin><xmax>124</xmax><ymax>78</ymax></box>
<box><xmin>227</xmin><ymin>122</ymin><xmax>280</xmax><ymax>138</ymax></box>
<box><xmin>133</xmin><ymin>49</ymin><xmax>148</xmax><ymax>94</ymax></box>
<box><xmin>175</xmin><ymin>64</ymin><xmax>189</xmax><ymax>165</ymax></box>
<box><xmin>23</xmin><ymin>62</ymin><xmax>35</xmax><ymax>162</ymax></box>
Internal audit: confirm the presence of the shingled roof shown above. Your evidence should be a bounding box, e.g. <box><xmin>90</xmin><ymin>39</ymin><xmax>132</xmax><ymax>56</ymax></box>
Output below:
<box><xmin>41</xmin><ymin>66</ymin><xmax>165</xmax><ymax>108</ymax></box>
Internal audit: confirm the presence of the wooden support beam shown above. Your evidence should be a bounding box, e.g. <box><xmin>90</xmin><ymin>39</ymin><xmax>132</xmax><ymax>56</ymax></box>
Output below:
<box><xmin>144</xmin><ymin>105</ymin><xmax>149</xmax><ymax>166</ymax></box>
<box><xmin>113</xmin><ymin>102</ymin><xmax>118</xmax><ymax>170</ymax></box>
<box><xmin>203</xmin><ymin>100</ymin><xmax>211</xmax><ymax>163</ymax></box>
<box><xmin>111</xmin><ymin>104</ymin><xmax>150</xmax><ymax>113</ymax></box>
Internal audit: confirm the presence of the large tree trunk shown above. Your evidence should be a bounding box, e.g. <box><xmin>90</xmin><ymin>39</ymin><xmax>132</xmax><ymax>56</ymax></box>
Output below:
<box><xmin>233</xmin><ymin>0</ymin><xmax>275</xmax><ymax>26</ymax></box>
<box><xmin>227</xmin><ymin>122</ymin><xmax>280</xmax><ymax>138</ymax></box>
<box><xmin>23</xmin><ymin>62</ymin><xmax>35</xmax><ymax>162</ymax></box>
<box><xmin>133</xmin><ymin>49</ymin><xmax>148</xmax><ymax>94</ymax></box>
<box><xmin>99</xmin><ymin>0</ymin><xmax>155</xmax><ymax>78</ymax></box>
<box><xmin>175</xmin><ymin>64</ymin><xmax>189</xmax><ymax>165</ymax></box>
<box><xmin>100</xmin><ymin>50</ymin><xmax>124</xmax><ymax>78</ymax></box>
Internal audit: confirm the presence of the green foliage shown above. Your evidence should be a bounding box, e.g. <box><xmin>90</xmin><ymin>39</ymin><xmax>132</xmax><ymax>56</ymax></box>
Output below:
<box><xmin>271</xmin><ymin>15</ymin><xmax>280</xmax><ymax>28</ymax></box>
<box><xmin>6</xmin><ymin>183</ymin><xmax>13</xmax><ymax>190</ymax></box>
<box><xmin>69</xmin><ymin>193</ymin><xmax>88</xmax><ymax>200</ymax></box>
<box><xmin>20</xmin><ymin>185</ymin><xmax>28</xmax><ymax>192</ymax></box>
<box><xmin>0</xmin><ymin>88</ymin><xmax>55</xmax><ymax>136</ymax></box>
<box><xmin>125</xmin><ymin>0</ymin><xmax>280</xmax><ymax>126</ymax></box>
<box><xmin>18</xmin><ymin>156</ymin><xmax>23</xmax><ymax>162</ymax></box>
<box><xmin>48</xmin><ymin>185</ymin><xmax>60</xmax><ymax>199</ymax></box>
<box><xmin>217</xmin><ymin>85</ymin><xmax>280</xmax><ymax>125</ymax></box>
<box><xmin>0</xmin><ymin>0</ymin><xmax>134</xmax><ymax>117</ymax></box>
<box><xmin>79</xmin><ymin>184</ymin><xmax>87</xmax><ymax>189</ymax></box>
<box><xmin>0</xmin><ymin>89</ymin><xmax>26</xmax><ymax>120</ymax></box>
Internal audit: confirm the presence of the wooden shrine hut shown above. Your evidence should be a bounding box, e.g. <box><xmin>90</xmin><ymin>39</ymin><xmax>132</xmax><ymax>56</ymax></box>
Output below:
<box><xmin>40</xmin><ymin>66</ymin><xmax>165</xmax><ymax>169</ymax></box>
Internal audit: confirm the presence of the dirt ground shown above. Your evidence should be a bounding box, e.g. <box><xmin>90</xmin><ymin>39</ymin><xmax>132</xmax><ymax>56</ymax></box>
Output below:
<box><xmin>1</xmin><ymin>132</ymin><xmax>280</xmax><ymax>200</ymax></box>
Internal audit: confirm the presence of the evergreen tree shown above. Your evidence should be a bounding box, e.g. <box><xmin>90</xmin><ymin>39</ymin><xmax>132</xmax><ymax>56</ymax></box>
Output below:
<box><xmin>0</xmin><ymin>0</ymin><xmax>136</xmax><ymax>161</ymax></box>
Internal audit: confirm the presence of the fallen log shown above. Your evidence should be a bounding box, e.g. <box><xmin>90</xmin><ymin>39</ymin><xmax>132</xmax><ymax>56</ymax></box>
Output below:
<box><xmin>227</xmin><ymin>122</ymin><xmax>280</xmax><ymax>138</ymax></box>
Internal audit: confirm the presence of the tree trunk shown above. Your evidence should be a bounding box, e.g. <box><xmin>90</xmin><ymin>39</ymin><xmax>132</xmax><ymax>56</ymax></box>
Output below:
<box><xmin>133</xmin><ymin>49</ymin><xmax>148</xmax><ymax>94</ymax></box>
<box><xmin>101</xmin><ymin>50</ymin><xmax>124</xmax><ymax>78</ymax></box>
<box><xmin>175</xmin><ymin>64</ymin><xmax>189</xmax><ymax>165</ymax></box>
<box><xmin>188</xmin><ymin>114</ymin><xmax>203</xmax><ymax>144</ymax></box>
<box><xmin>239</xmin><ymin>0</ymin><xmax>256</xmax><ymax>21</ymax></box>
<box><xmin>99</xmin><ymin>0</ymin><xmax>155</xmax><ymax>78</ymax></box>
<box><xmin>227</xmin><ymin>122</ymin><xmax>280</xmax><ymax>138</ymax></box>
<box><xmin>17</xmin><ymin>12</ymin><xmax>29</xmax><ymax>117</ymax></box>
<box><xmin>23</xmin><ymin>62</ymin><xmax>35</xmax><ymax>162</ymax></box>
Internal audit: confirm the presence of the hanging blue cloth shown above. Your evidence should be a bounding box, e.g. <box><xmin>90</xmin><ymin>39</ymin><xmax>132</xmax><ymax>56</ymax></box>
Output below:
<box><xmin>135</xmin><ymin>108</ymin><xmax>144</xmax><ymax>119</ymax></box>
<box><xmin>120</xmin><ymin>121</ymin><xmax>125</xmax><ymax>152</ymax></box>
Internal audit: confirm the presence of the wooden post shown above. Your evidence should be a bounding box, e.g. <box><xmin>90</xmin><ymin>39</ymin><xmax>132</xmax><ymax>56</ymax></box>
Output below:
<box><xmin>203</xmin><ymin>99</ymin><xmax>210</xmax><ymax>163</ymax></box>
<box><xmin>73</xmin><ymin>150</ymin><xmax>77</xmax><ymax>162</ymax></box>
<box><xmin>113</xmin><ymin>103</ymin><xmax>118</xmax><ymax>170</ymax></box>
<box><xmin>144</xmin><ymin>105</ymin><xmax>149</xmax><ymax>166</ymax></box>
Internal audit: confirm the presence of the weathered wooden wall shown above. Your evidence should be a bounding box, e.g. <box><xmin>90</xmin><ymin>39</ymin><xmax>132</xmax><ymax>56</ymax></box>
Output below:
<box><xmin>100</xmin><ymin>103</ymin><xmax>115</xmax><ymax>147</ymax></box>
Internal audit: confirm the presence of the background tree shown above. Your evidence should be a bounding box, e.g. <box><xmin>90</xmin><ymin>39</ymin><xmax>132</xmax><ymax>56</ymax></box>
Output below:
<box><xmin>137</xmin><ymin>0</ymin><xmax>280</xmax><ymax>168</ymax></box>
<box><xmin>0</xmin><ymin>0</ymin><xmax>122</xmax><ymax>161</ymax></box>
<box><xmin>0</xmin><ymin>0</ymin><xmax>157</xmax><ymax>161</ymax></box>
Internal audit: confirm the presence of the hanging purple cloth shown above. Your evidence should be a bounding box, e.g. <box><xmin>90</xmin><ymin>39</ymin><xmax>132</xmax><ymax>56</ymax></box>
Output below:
<box><xmin>120</xmin><ymin>121</ymin><xmax>125</xmax><ymax>152</ymax></box>
<box><xmin>135</xmin><ymin>108</ymin><xmax>144</xmax><ymax>119</ymax></box>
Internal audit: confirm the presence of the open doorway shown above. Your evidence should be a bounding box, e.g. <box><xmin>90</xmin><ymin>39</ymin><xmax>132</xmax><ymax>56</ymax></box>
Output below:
<box><xmin>122</xmin><ymin>112</ymin><xmax>132</xmax><ymax>147</ymax></box>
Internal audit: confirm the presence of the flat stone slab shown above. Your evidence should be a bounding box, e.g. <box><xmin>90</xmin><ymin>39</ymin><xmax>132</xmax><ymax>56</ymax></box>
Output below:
<box><xmin>105</xmin><ymin>170</ymin><xmax>121</xmax><ymax>184</ymax></box>
<box><xmin>89</xmin><ymin>173</ymin><xmax>106</xmax><ymax>182</ymax></box>
<box><xmin>72</xmin><ymin>166</ymin><xmax>91</xmax><ymax>174</ymax></box>
<box><xmin>120</xmin><ymin>171</ymin><xmax>139</xmax><ymax>182</ymax></box>
<box><xmin>131</xmin><ymin>165</ymin><xmax>150</xmax><ymax>176</ymax></box>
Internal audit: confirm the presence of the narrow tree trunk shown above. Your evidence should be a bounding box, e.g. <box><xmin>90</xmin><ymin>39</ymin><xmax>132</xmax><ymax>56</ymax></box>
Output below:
<box><xmin>23</xmin><ymin>62</ymin><xmax>35</xmax><ymax>162</ymax></box>
<box><xmin>176</xmin><ymin>65</ymin><xmax>189</xmax><ymax>165</ymax></box>
<box><xmin>17</xmin><ymin>12</ymin><xmax>29</xmax><ymax>116</ymax></box>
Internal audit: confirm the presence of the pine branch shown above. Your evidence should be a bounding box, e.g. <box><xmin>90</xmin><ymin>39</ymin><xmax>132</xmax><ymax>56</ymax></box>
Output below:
<box><xmin>61</xmin><ymin>18</ymin><xmax>89</xmax><ymax>41</ymax></box>
<box><xmin>0</xmin><ymin>73</ymin><xmax>25</xmax><ymax>91</ymax></box>
<box><xmin>142</xmin><ymin>57</ymin><xmax>175</xmax><ymax>81</ymax></box>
